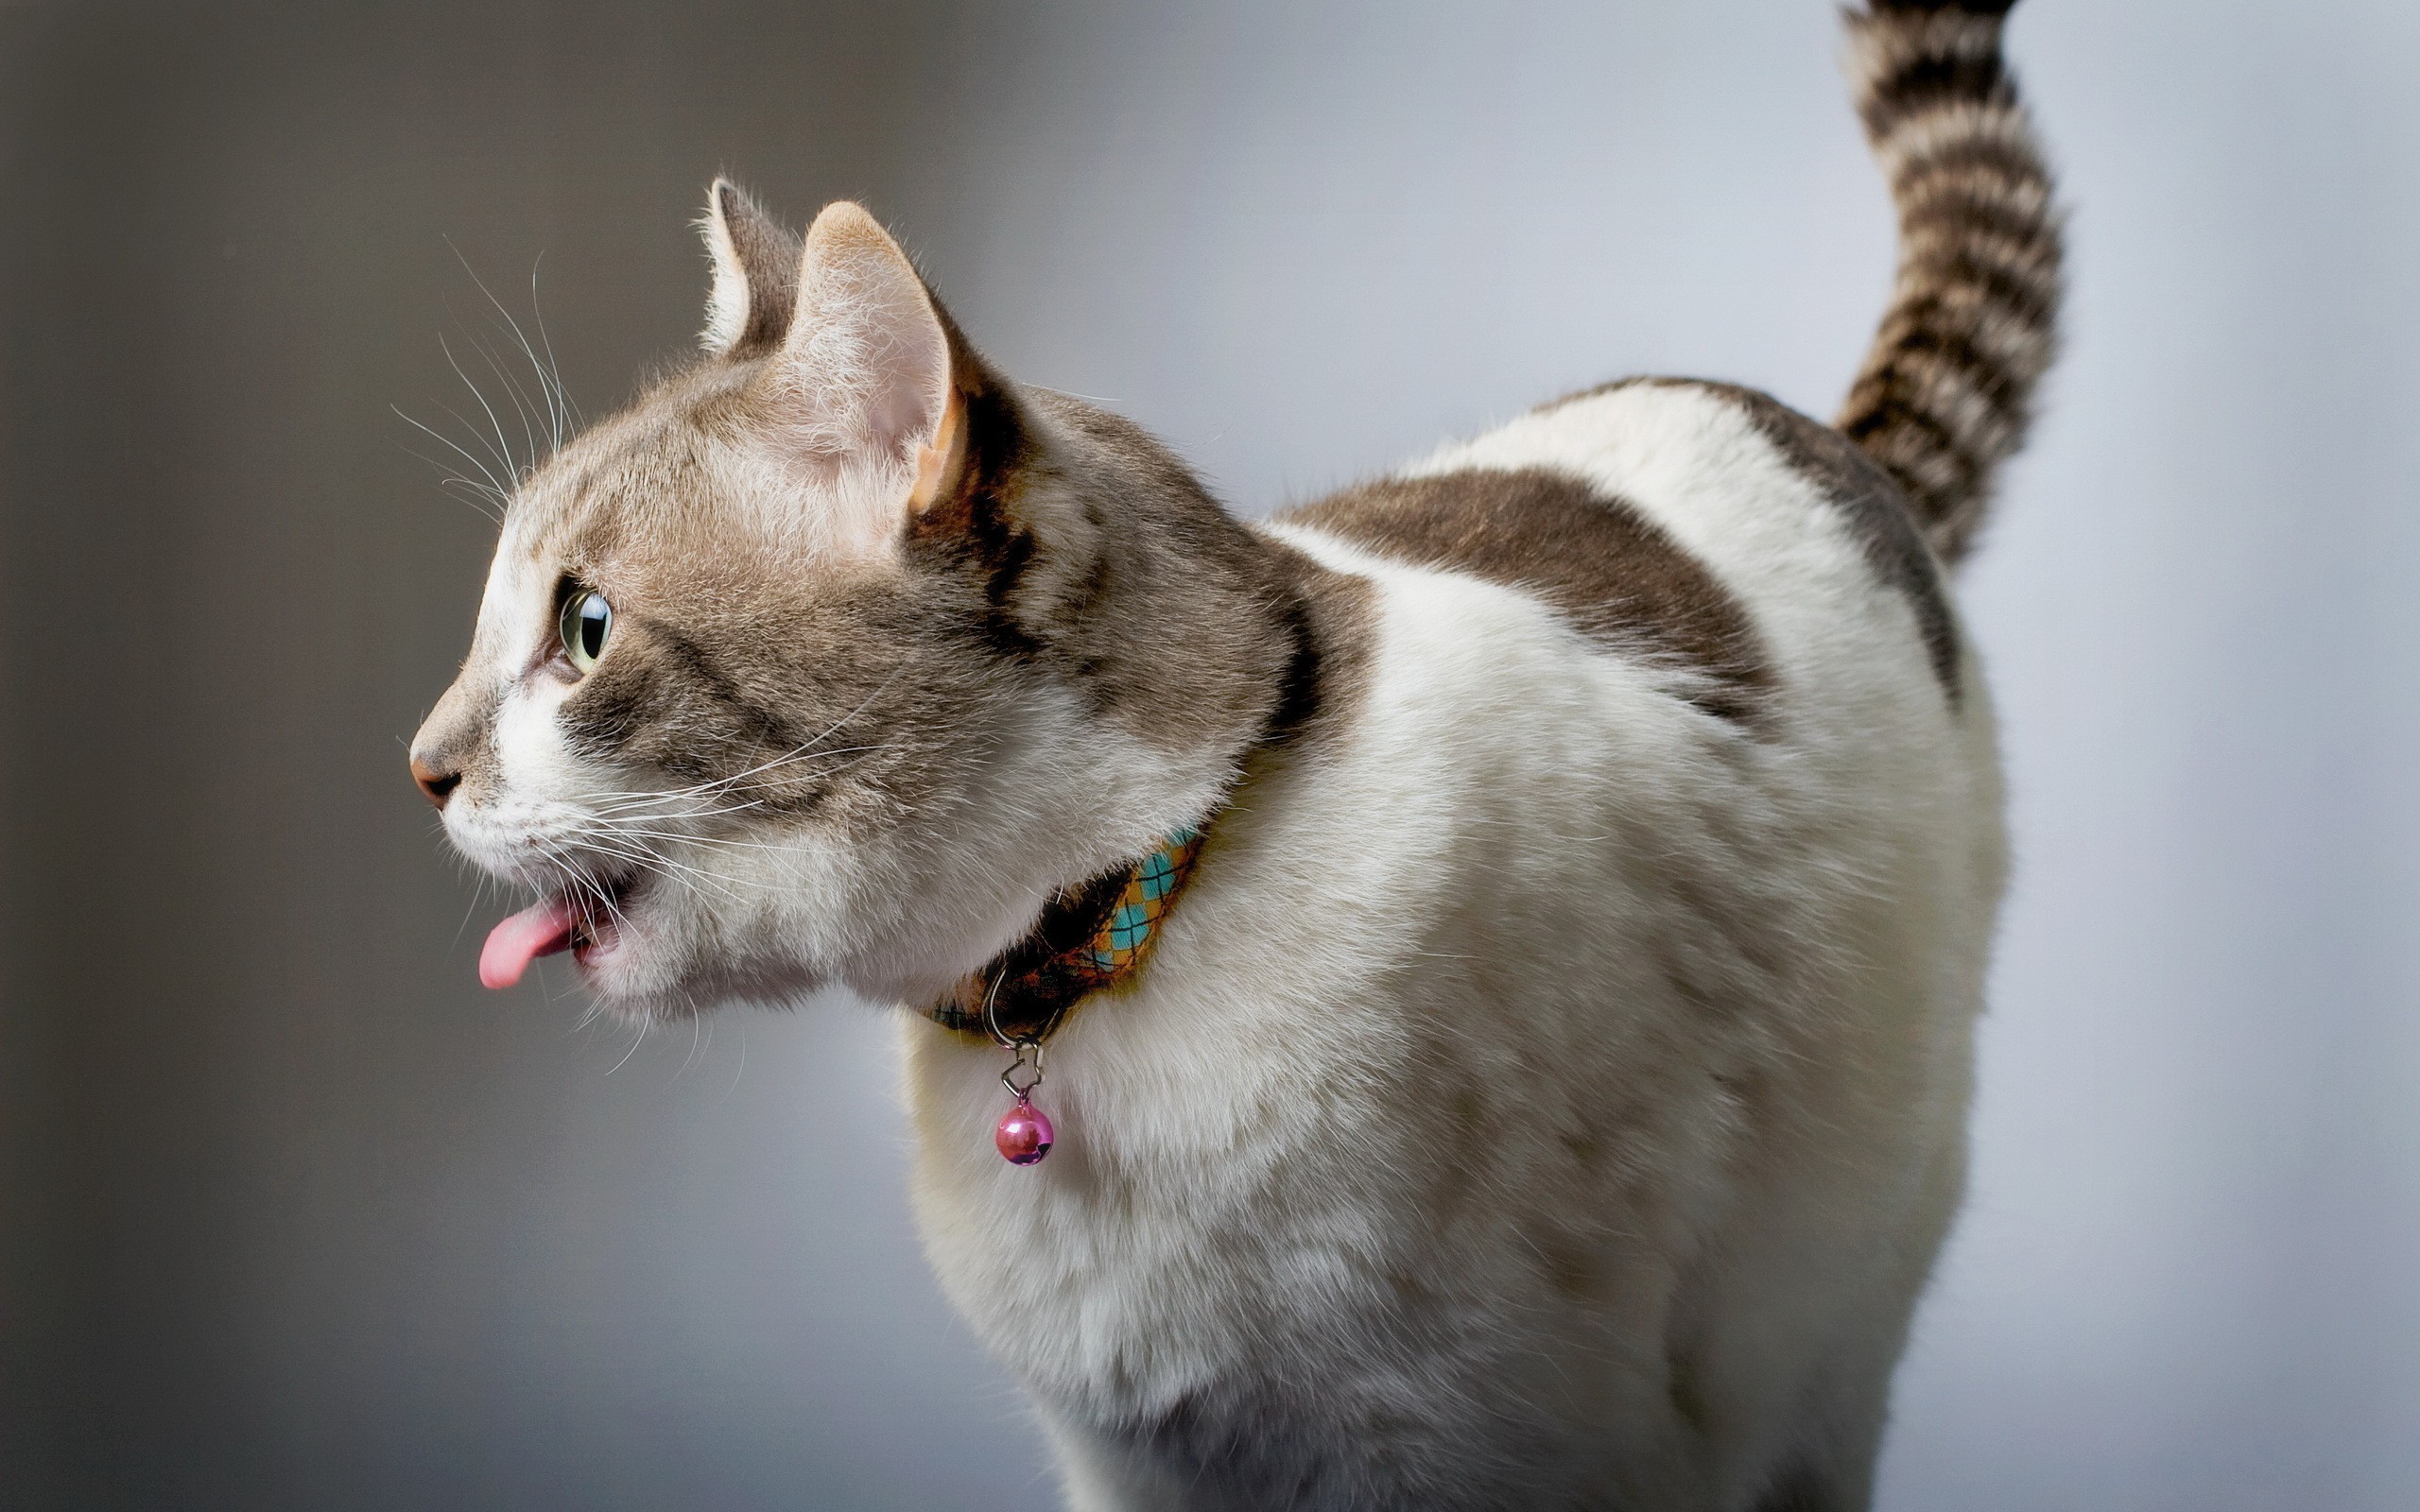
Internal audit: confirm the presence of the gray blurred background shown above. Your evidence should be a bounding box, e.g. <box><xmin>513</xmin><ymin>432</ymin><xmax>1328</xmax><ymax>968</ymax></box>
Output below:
<box><xmin>4</xmin><ymin>0</ymin><xmax>2413</xmax><ymax>1506</ymax></box>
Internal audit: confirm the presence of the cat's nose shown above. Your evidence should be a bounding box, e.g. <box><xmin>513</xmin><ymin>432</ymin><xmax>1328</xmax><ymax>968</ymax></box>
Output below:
<box><xmin>410</xmin><ymin>755</ymin><xmax>462</xmax><ymax>809</ymax></box>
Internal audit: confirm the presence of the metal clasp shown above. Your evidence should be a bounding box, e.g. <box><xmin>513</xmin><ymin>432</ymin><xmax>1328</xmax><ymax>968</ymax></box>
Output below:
<box><xmin>981</xmin><ymin>972</ymin><xmax>1046</xmax><ymax>1100</ymax></box>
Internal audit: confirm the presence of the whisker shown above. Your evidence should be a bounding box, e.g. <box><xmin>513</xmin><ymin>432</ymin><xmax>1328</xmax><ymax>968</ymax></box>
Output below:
<box><xmin>595</xmin><ymin>669</ymin><xmax>913</xmax><ymax>809</ymax></box>
<box><xmin>440</xmin><ymin>334</ymin><xmax>523</xmax><ymax>490</ymax></box>
<box><xmin>532</xmin><ymin>835</ymin><xmax>636</xmax><ymax>933</ymax></box>
<box><xmin>528</xmin><ymin>253</ymin><xmax>582</xmax><ymax>431</ymax></box>
<box><xmin>391</xmin><ymin>438</ymin><xmax>508</xmax><ymax>521</ymax></box>
<box><xmin>568</xmin><ymin>833</ymin><xmax>752</xmax><ymax>906</ymax></box>
<box><xmin>580</xmin><ymin>822</ymin><xmax>799</xmax><ymax>856</ymax></box>
<box><xmin>581</xmin><ymin>747</ymin><xmax>883</xmax><ymax>817</ymax></box>
<box><xmin>427</xmin><ymin>395</ymin><xmax>522</xmax><ymax>498</ymax></box>
<box><xmin>582</xmin><ymin>735</ymin><xmax>895</xmax><ymax>816</ymax></box>
<box><xmin>605</xmin><ymin>1015</ymin><xmax>652</xmax><ymax>1075</ymax></box>
<box><xmin>464</xmin><ymin>325</ymin><xmax>544</xmax><ymax>477</ymax></box>
<box><xmin>450</xmin><ymin>237</ymin><xmax>574</xmax><ymax>454</ymax></box>
<box><xmin>392</xmin><ymin>409</ymin><xmax>514</xmax><ymax>509</ymax></box>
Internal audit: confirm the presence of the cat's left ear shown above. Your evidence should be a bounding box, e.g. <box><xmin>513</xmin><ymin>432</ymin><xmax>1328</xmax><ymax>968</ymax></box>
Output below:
<box><xmin>698</xmin><ymin>179</ymin><xmax>801</xmax><ymax>357</ymax></box>
<box><xmin>775</xmin><ymin>201</ymin><xmax>967</xmax><ymax>507</ymax></box>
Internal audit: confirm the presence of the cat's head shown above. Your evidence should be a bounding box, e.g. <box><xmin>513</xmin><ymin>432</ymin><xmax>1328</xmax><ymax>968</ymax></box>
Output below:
<box><xmin>410</xmin><ymin>186</ymin><xmax>1288</xmax><ymax>1021</ymax></box>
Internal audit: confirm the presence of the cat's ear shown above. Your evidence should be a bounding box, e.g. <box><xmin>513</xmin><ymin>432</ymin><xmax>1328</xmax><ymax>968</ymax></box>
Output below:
<box><xmin>776</xmin><ymin>201</ymin><xmax>961</xmax><ymax>491</ymax></box>
<box><xmin>698</xmin><ymin>179</ymin><xmax>801</xmax><ymax>357</ymax></box>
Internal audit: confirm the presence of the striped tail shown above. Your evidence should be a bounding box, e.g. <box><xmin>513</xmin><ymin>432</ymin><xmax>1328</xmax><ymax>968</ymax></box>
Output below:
<box><xmin>1838</xmin><ymin>0</ymin><xmax>2063</xmax><ymax>564</ymax></box>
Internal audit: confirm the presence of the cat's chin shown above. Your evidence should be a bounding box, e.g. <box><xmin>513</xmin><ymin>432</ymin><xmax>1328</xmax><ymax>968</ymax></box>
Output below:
<box><xmin>571</xmin><ymin>918</ymin><xmax>839</xmax><ymax>1025</ymax></box>
<box><xmin>562</xmin><ymin>919</ymin><xmax>697</xmax><ymax>1022</ymax></box>
<box><xmin>569</xmin><ymin>876</ymin><xmax>980</xmax><ymax>1022</ymax></box>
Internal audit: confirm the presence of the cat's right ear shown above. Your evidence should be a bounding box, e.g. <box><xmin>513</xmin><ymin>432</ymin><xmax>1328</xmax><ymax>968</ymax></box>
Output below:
<box><xmin>698</xmin><ymin>179</ymin><xmax>802</xmax><ymax>357</ymax></box>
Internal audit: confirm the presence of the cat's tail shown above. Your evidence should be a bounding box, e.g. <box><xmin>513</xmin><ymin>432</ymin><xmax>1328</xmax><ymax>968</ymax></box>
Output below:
<box><xmin>1837</xmin><ymin>0</ymin><xmax>2063</xmax><ymax>565</ymax></box>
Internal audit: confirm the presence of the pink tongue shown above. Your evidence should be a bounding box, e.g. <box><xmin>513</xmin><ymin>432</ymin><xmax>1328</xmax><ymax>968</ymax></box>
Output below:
<box><xmin>480</xmin><ymin>897</ymin><xmax>580</xmax><ymax>989</ymax></box>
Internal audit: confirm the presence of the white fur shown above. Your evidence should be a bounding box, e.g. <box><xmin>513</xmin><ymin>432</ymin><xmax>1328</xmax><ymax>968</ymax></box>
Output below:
<box><xmin>903</xmin><ymin>383</ymin><xmax>2004</xmax><ymax>1509</ymax></box>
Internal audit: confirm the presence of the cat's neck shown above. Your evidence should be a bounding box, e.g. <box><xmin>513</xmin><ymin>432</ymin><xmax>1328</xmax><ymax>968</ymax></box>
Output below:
<box><xmin>906</xmin><ymin>377</ymin><xmax>1374</xmax><ymax>1014</ymax></box>
<box><xmin>946</xmin><ymin>379</ymin><xmax>1359</xmax><ymax>781</ymax></box>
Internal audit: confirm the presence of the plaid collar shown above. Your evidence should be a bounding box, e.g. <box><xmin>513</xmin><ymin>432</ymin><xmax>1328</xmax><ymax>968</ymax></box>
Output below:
<box><xmin>926</xmin><ymin>823</ymin><xmax>1208</xmax><ymax>1042</ymax></box>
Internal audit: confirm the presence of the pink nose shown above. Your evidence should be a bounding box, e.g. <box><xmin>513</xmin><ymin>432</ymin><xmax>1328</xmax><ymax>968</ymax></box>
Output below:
<box><xmin>410</xmin><ymin>756</ymin><xmax>460</xmax><ymax>809</ymax></box>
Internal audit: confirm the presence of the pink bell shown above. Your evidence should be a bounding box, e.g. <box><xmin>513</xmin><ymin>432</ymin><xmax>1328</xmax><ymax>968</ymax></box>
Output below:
<box><xmin>995</xmin><ymin>1096</ymin><xmax>1054</xmax><ymax>1165</ymax></box>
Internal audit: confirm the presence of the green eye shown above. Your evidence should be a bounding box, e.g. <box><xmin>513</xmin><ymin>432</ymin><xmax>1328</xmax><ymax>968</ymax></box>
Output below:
<box><xmin>559</xmin><ymin>589</ymin><xmax>612</xmax><ymax>674</ymax></box>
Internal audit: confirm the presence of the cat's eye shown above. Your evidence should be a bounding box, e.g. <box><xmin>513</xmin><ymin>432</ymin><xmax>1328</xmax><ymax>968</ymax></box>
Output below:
<box><xmin>559</xmin><ymin>589</ymin><xmax>612</xmax><ymax>675</ymax></box>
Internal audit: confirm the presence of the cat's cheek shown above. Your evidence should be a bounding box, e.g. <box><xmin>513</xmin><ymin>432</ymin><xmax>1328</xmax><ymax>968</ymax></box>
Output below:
<box><xmin>489</xmin><ymin>686</ymin><xmax>587</xmax><ymax>811</ymax></box>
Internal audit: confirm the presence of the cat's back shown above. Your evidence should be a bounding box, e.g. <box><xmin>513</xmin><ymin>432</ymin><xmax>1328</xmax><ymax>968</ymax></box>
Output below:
<box><xmin>1271</xmin><ymin>376</ymin><xmax>1976</xmax><ymax>765</ymax></box>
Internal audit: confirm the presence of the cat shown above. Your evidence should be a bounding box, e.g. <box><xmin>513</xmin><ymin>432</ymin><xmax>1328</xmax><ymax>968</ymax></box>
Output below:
<box><xmin>408</xmin><ymin>1</ymin><xmax>2059</xmax><ymax>1506</ymax></box>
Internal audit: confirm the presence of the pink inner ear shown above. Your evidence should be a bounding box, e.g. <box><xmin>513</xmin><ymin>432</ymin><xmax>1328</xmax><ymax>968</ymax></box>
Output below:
<box><xmin>867</xmin><ymin>367</ymin><xmax>945</xmax><ymax>461</ymax></box>
<box><xmin>784</xmin><ymin>204</ymin><xmax>953</xmax><ymax>463</ymax></box>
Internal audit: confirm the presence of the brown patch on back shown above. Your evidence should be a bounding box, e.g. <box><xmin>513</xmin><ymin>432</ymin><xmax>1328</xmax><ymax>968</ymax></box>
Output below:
<box><xmin>1553</xmin><ymin>376</ymin><xmax>1963</xmax><ymax>703</ymax></box>
<box><xmin>1280</xmin><ymin>467</ymin><xmax>1772</xmax><ymax>725</ymax></box>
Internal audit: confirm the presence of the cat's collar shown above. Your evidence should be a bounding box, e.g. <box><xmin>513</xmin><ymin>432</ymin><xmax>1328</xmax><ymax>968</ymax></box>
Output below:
<box><xmin>925</xmin><ymin>822</ymin><xmax>1208</xmax><ymax>1045</ymax></box>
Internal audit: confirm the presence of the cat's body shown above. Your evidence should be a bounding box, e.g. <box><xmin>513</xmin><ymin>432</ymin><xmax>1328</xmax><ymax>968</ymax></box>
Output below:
<box><xmin>908</xmin><ymin>379</ymin><xmax>2003</xmax><ymax>1512</ymax></box>
<box><xmin>412</xmin><ymin>4</ymin><xmax>2059</xmax><ymax>1508</ymax></box>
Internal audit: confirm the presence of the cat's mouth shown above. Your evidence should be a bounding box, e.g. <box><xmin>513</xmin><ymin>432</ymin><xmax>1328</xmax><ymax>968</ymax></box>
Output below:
<box><xmin>478</xmin><ymin>874</ymin><xmax>637</xmax><ymax>989</ymax></box>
